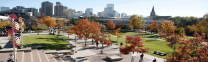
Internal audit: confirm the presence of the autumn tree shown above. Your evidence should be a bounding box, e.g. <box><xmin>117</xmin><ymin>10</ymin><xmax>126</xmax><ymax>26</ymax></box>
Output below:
<box><xmin>73</xmin><ymin>19</ymin><xmax>100</xmax><ymax>46</ymax></box>
<box><xmin>165</xmin><ymin>32</ymin><xmax>208</xmax><ymax>62</ymax></box>
<box><xmin>147</xmin><ymin>20</ymin><xmax>158</xmax><ymax>33</ymax></box>
<box><xmin>106</xmin><ymin>20</ymin><xmax>115</xmax><ymax>30</ymax></box>
<box><xmin>128</xmin><ymin>15</ymin><xmax>143</xmax><ymax>29</ymax></box>
<box><xmin>111</xmin><ymin>28</ymin><xmax>124</xmax><ymax>45</ymax></box>
<box><xmin>158</xmin><ymin>21</ymin><xmax>177</xmax><ymax>37</ymax></box>
<box><xmin>0</xmin><ymin>20</ymin><xmax>8</xmax><ymax>36</ymax></box>
<box><xmin>120</xmin><ymin>35</ymin><xmax>149</xmax><ymax>62</ymax></box>
<box><xmin>42</xmin><ymin>16</ymin><xmax>56</xmax><ymax>34</ymax></box>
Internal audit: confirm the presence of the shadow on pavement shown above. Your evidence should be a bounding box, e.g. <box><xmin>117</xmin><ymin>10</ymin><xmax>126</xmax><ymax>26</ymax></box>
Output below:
<box><xmin>3</xmin><ymin>41</ymin><xmax>13</xmax><ymax>48</ymax></box>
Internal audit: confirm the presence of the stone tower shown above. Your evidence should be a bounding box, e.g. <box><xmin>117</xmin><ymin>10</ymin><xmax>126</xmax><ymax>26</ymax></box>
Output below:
<box><xmin>150</xmin><ymin>6</ymin><xmax>156</xmax><ymax>20</ymax></box>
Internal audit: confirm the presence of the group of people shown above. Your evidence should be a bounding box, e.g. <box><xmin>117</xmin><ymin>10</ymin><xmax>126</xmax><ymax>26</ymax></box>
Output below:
<box><xmin>91</xmin><ymin>39</ymin><xmax>157</xmax><ymax>62</ymax></box>
<box><xmin>140</xmin><ymin>53</ymin><xmax>156</xmax><ymax>62</ymax></box>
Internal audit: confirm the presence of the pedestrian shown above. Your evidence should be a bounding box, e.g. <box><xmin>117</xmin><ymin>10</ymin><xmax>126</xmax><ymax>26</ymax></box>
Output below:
<box><xmin>96</xmin><ymin>42</ymin><xmax>99</xmax><ymax>49</ymax></box>
<box><xmin>7</xmin><ymin>53</ymin><xmax>14</xmax><ymax>62</ymax></box>
<box><xmin>140</xmin><ymin>53</ymin><xmax>144</xmax><ymax>59</ymax></box>
<box><xmin>153</xmin><ymin>58</ymin><xmax>156</xmax><ymax>62</ymax></box>
<box><xmin>92</xmin><ymin>39</ymin><xmax>94</xmax><ymax>45</ymax></box>
<box><xmin>120</xmin><ymin>42</ymin><xmax>123</xmax><ymax>46</ymax></box>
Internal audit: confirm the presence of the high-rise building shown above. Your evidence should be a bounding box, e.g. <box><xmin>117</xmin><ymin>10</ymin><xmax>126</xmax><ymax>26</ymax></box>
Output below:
<box><xmin>39</xmin><ymin>8</ymin><xmax>42</xmax><ymax>13</ymax></box>
<box><xmin>0</xmin><ymin>7</ymin><xmax>10</xmax><ymax>11</ymax></box>
<box><xmin>63</xmin><ymin>6</ymin><xmax>68</xmax><ymax>10</ymax></box>
<box><xmin>121</xmin><ymin>13</ymin><xmax>127</xmax><ymax>18</ymax></box>
<box><xmin>41</xmin><ymin>1</ymin><xmax>53</xmax><ymax>17</ymax></box>
<box><xmin>54</xmin><ymin>2</ymin><xmax>63</xmax><ymax>17</ymax></box>
<box><xmin>107</xmin><ymin>4</ymin><xmax>114</xmax><ymax>11</ymax></box>
<box><xmin>85</xmin><ymin>8</ymin><xmax>93</xmax><ymax>17</ymax></box>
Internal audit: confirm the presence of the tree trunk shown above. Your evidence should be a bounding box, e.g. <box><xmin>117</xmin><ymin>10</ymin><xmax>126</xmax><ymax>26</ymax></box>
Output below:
<box><xmin>68</xmin><ymin>35</ymin><xmax>69</xmax><ymax>38</ymax></box>
<box><xmin>85</xmin><ymin>38</ymin><xmax>87</xmax><ymax>46</ymax></box>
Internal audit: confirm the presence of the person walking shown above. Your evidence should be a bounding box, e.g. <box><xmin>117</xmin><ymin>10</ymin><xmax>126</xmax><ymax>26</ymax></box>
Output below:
<box><xmin>92</xmin><ymin>39</ymin><xmax>94</xmax><ymax>45</ymax></box>
<box><xmin>120</xmin><ymin>42</ymin><xmax>123</xmax><ymax>46</ymax></box>
<box><xmin>96</xmin><ymin>42</ymin><xmax>99</xmax><ymax>49</ymax></box>
<box><xmin>153</xmin><ymin>58</ymin><xmax>156</xmax><ymax>62</ymax></box>
<box><xmin>140</xmin><ymin>53</ymin><xmax>144</xmax><ymax>59</ymax></box>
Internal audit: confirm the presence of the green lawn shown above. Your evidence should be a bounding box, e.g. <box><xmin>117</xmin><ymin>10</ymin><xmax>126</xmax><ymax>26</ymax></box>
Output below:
<box><xmin>56</xmin><ymin>34</ymin><xmax>73</xmax><ymax>40</ymax></box>
<box><xmin>108</xmin><ymin>36</ymin><xmax>172</xmax><ymax>58</ymax></box>
<box><xmin>22</xmin><ymin>35</ymin><xmax>70</xmax><ymax>50</ymax></box>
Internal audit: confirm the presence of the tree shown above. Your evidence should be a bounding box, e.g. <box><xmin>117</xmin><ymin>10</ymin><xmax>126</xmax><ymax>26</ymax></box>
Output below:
<box><xmin>89</xmin><ymin>16</ymin><xmax>98</xmax><ymax>22</ymax></box>
<box><xmin>158</xmin><ymin>21</ymin><xmax>177</xmax><ymax>37</ymax></box>
<box><xmin>43</xmin><ymin>17</ymin><xmax>56</xmax><ymax>27</ymax></box>
<box><xmin>111</xmin><ymin>28</ymin><xmax>124</xmax><ymax>45</ymax></box>
<box><xmin>0</xmin><ymin>20</ymin><xmax>8</xmax><ymax>36</ymax></box>
<box><xmin>69</xmin><ymin>18</ymin><xmax>79</xmax><ymax>25</ymax></box>
<box><xmin>165</xmin><ymin>32</ymin><xmax>208</xmax><ymax>62</ymax></box>
<box><xmin>120</xmin><ymin>35</ymin><xmax>149</xmax><ymax>62</ymax></box>
<box><xmin>73</xmin><ymin>19</ymin><xmax>100</xmax><ymax>46</ymax></box>
<box><xmin>128</xmin><ymin>15</ymin><xmax>143</xmax><ymax>29</ymax></box>
<box><xmin>106</xmin><ymin>20</ymin><xmax>115</xmax><ymax>30</ymax></box>
<box><xmin>118</xmin><ymin>21</ymin><xmax>124</xmax><ymax>28</ymax></box>
<box><xmin>178</xmin><ymin>27</ymin><xmax>185</xmax><ymax>35</ymax></box>
<box><xmin>91</xmin><ymin>32</ymin><xmax>112</xmax><ymax>54</ymax></box>
<box><xmin>32</xmin><ymin>25</ymin><xmax>42</xmax><ymax>35</ymax></box>
<box><xmin>147</xmin><ymin>20</ymin><xmax>158</xmax><ymax>33</ymax></box>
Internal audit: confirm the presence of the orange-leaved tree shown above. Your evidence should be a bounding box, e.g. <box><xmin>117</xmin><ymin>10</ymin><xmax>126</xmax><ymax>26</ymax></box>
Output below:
<box><xmin>73</xmin><ymin>19</ymin><xmax>100</xmax><ymax>46</ymax></box>
<box><xmin>91</xmin><ymin>31</ymin><xmax>112</xmax><ymax>54</ymax></box>
<box><xmin>120</xmin><ymin>35</ymin><xmax>149</xmax><ymax>61</ymax></box>
<box><xmin>158</xmin><ymin>20</ymin><xmax>177</xmax><ymax>37</ymax></box>
<box><xmin>42</xmin><ymin>16</ymin><xmax>56</xmax><ymax>27</ymax></box>
<box><xmin>147</xmin><ymin>19</ymin><xmax>158</xmax><ymax>33</ymax></box>
<box><xmin>165</xmin><ymin>32</ymin><xmax>208</xmax><ymax>62</ymax></box>
<box><xmin>106</xmin><ymin>20</ymin><xmax>115</xmax><ymax>30</ymax></box>
<box><xmin>111</xmin><ymin>28</ymin><xmax>124</xmax><ymax>45</ymax></box>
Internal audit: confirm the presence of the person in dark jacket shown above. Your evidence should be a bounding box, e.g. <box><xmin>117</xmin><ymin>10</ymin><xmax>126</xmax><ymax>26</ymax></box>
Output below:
<box><xmin>153</xmin><ymin>58</ymin><xmax>156</xmax><ymax>62</ymax></box>
<box><xmin>120</xmin><ymin>42</ymin><xmax>123</xmax><ymax>46</ymax></box>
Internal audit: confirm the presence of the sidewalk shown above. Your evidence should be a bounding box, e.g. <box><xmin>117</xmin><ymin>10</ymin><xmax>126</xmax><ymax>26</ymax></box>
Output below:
<box><xmin>60</xmin><ymin>31</ymin><xmax>165</xmax><ymax>62</ymax></box>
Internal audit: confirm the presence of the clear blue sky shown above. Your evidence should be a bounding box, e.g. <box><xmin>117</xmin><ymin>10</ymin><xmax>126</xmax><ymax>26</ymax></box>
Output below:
<box><xmin>1</xmin><ymin>0</ymin><xmax>208</xmax><ymax>17</ymax></box>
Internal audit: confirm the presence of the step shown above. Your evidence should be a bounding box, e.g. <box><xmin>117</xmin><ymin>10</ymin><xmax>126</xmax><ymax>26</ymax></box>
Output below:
<box><xmin>62</xmin><ymin>55</ymin><xmax>76</xmax><ymax>62</ymax></box>
<box><xmin>46</xmin><ymin>54</ymin><xmax>57</xmax><ymax>62</ymax></box>
<box><xmin>24</xmin><ymin>51</ymin><xmax>32</xmax><ymax>62</ymax></box>
<box><xmin>53</xmin><ymin>54</ymin><xmax>64</xmax><ymax>62</ymax></box>
<box><xmin>16</xmin><ymin>51</ymin><xmax>24</xmax><ymax>62</ymax></box>
<box><xmin>0</xmin><ymin>52</ymin><xmax>11</xmax><ymax>62</ymax></box>
<box><xmin>38</xmin><ymin>50</ymin><xmax>50</xmax><ymax>62</ymax></box>
<box><xmin>32</xmin><ymin>49</ymin><xmax>41</xmax><ymax>62</ymax></box>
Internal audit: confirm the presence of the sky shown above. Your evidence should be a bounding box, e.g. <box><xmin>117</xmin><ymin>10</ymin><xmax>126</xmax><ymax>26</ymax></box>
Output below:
<box><xmin>0</xmin><ymin>0</ymin><xmax>208</xmax><ymax>17</ymax></box>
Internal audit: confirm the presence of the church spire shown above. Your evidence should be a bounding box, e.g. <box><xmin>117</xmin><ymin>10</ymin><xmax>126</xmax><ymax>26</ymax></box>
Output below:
<box><xmin>152</xmin><ymin>6</ymin><xmax>155</xmax><ymax>12</ymax></box>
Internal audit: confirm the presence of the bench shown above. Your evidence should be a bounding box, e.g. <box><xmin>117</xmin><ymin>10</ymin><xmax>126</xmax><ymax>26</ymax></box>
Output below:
<box><xmin>31</xmin><ymin>45</ymin><xmax>43</xmax><ymax>49</ymax></box>
<box><xmin>106</xmin><ymin>55</ymin><xmax>122</xmax><ymax>61</ymax></box>
<box><xmin>44</xmin><ymin>50</ymin><xmax>74</xmax><ymax>55</ymax></box>
<box><xmin>112</xmin><ymin>41</ymin><xmax>118</xmax><ymax>43</ymax></box>
<box><xmin>153</xmin><ymin>51</ymin><xmax>167</xmax><ymax>56</ymax></box>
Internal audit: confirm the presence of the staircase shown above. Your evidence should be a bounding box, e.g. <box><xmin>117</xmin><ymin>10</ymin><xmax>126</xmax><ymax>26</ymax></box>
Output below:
<box><xmin>0</xmin><ymin>49</ymin><xmax>75</xmax><ymax>62</ymax></box>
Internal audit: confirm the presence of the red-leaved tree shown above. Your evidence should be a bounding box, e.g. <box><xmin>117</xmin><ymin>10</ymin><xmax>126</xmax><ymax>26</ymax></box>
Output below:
<box><xmin>107</xmin><ymin>20</ymin><xmax>115</xmax><ymax>30</ymax></box>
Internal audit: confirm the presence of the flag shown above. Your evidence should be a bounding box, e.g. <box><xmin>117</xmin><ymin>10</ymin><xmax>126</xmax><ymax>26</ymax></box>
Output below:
<box><xmin>9</xmin><ymin>14</ymin><xmax>17</xmax><ymax>20</ymax></box>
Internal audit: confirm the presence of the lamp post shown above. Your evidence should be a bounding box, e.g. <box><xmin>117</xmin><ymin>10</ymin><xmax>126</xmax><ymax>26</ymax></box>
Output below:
<box><xmin>126</xmin><ymin>24</ymin><xmax>127</xmax><ymax>46</ymax></box>
<box><xmin>12</xmin><ymin>19</ymin><xmax>16</xmax><ymax>62</ymax></box>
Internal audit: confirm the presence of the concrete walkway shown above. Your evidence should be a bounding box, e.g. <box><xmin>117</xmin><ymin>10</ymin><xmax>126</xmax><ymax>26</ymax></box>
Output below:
<box><xmin>60</xmin><ymin>31</ymin><xmax>165</xmax><ymax>62</ymax></box>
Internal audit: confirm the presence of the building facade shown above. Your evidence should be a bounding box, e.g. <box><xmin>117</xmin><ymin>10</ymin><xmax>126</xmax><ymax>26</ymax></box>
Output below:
<box><xmin>121</xmin><ymin>13</ymin><xmax>127</xmax><ymax>18</ymax></box>
<box><xmin>24</xmin><ymin>8</ymin><xmax>38</xmax><ymax>17</ymax></box>
<box><xmin>149</xmin><ymin>6</ymin><xmax>171</xmax><ymax>20</ymax></box>
<box><xmin>0</xmin><ymin>7</ymin><xmax>10</xmax><ymax>11</ymax></box>
<box><xmin>63</xmin><ymin>6</ymin><xmax>68</xmax><ymax>10</ymax></box>
<box><xmin>41</xmin><ymin>1</ymin><xmax>53</xmax><ymax>17</ymax></box>
<box><xmin>85</xmin><ymin>8</ymin><xmax>93</xmax><ymax>17</ymax></box>
<box><xmin>54</xmin><ymin>2</ymin><xmax>63</xmax><ymax>17</ymax></box>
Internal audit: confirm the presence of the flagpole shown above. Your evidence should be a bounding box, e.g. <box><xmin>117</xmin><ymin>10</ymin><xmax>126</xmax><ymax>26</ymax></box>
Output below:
<box><xmin>12</xmin><ymin>19</ymin><xmax>16</xmax><ymax>62</ymax></box>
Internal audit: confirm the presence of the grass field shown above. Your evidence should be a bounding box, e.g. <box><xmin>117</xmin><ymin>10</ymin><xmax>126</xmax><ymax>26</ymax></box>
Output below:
<box><xmin>57</xmin><ymin>34</ymin><xmax>74</xmax><ymax>40</ymax></box>
<box><xmin>108</xmin><ymin>36</ymin><xmax>172</xmax><ymax>58</ymax></box>
<box><xmin>22</xmin><ymin>35</ymin><xmax>70</xmax><ymax>50</ymax></box>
